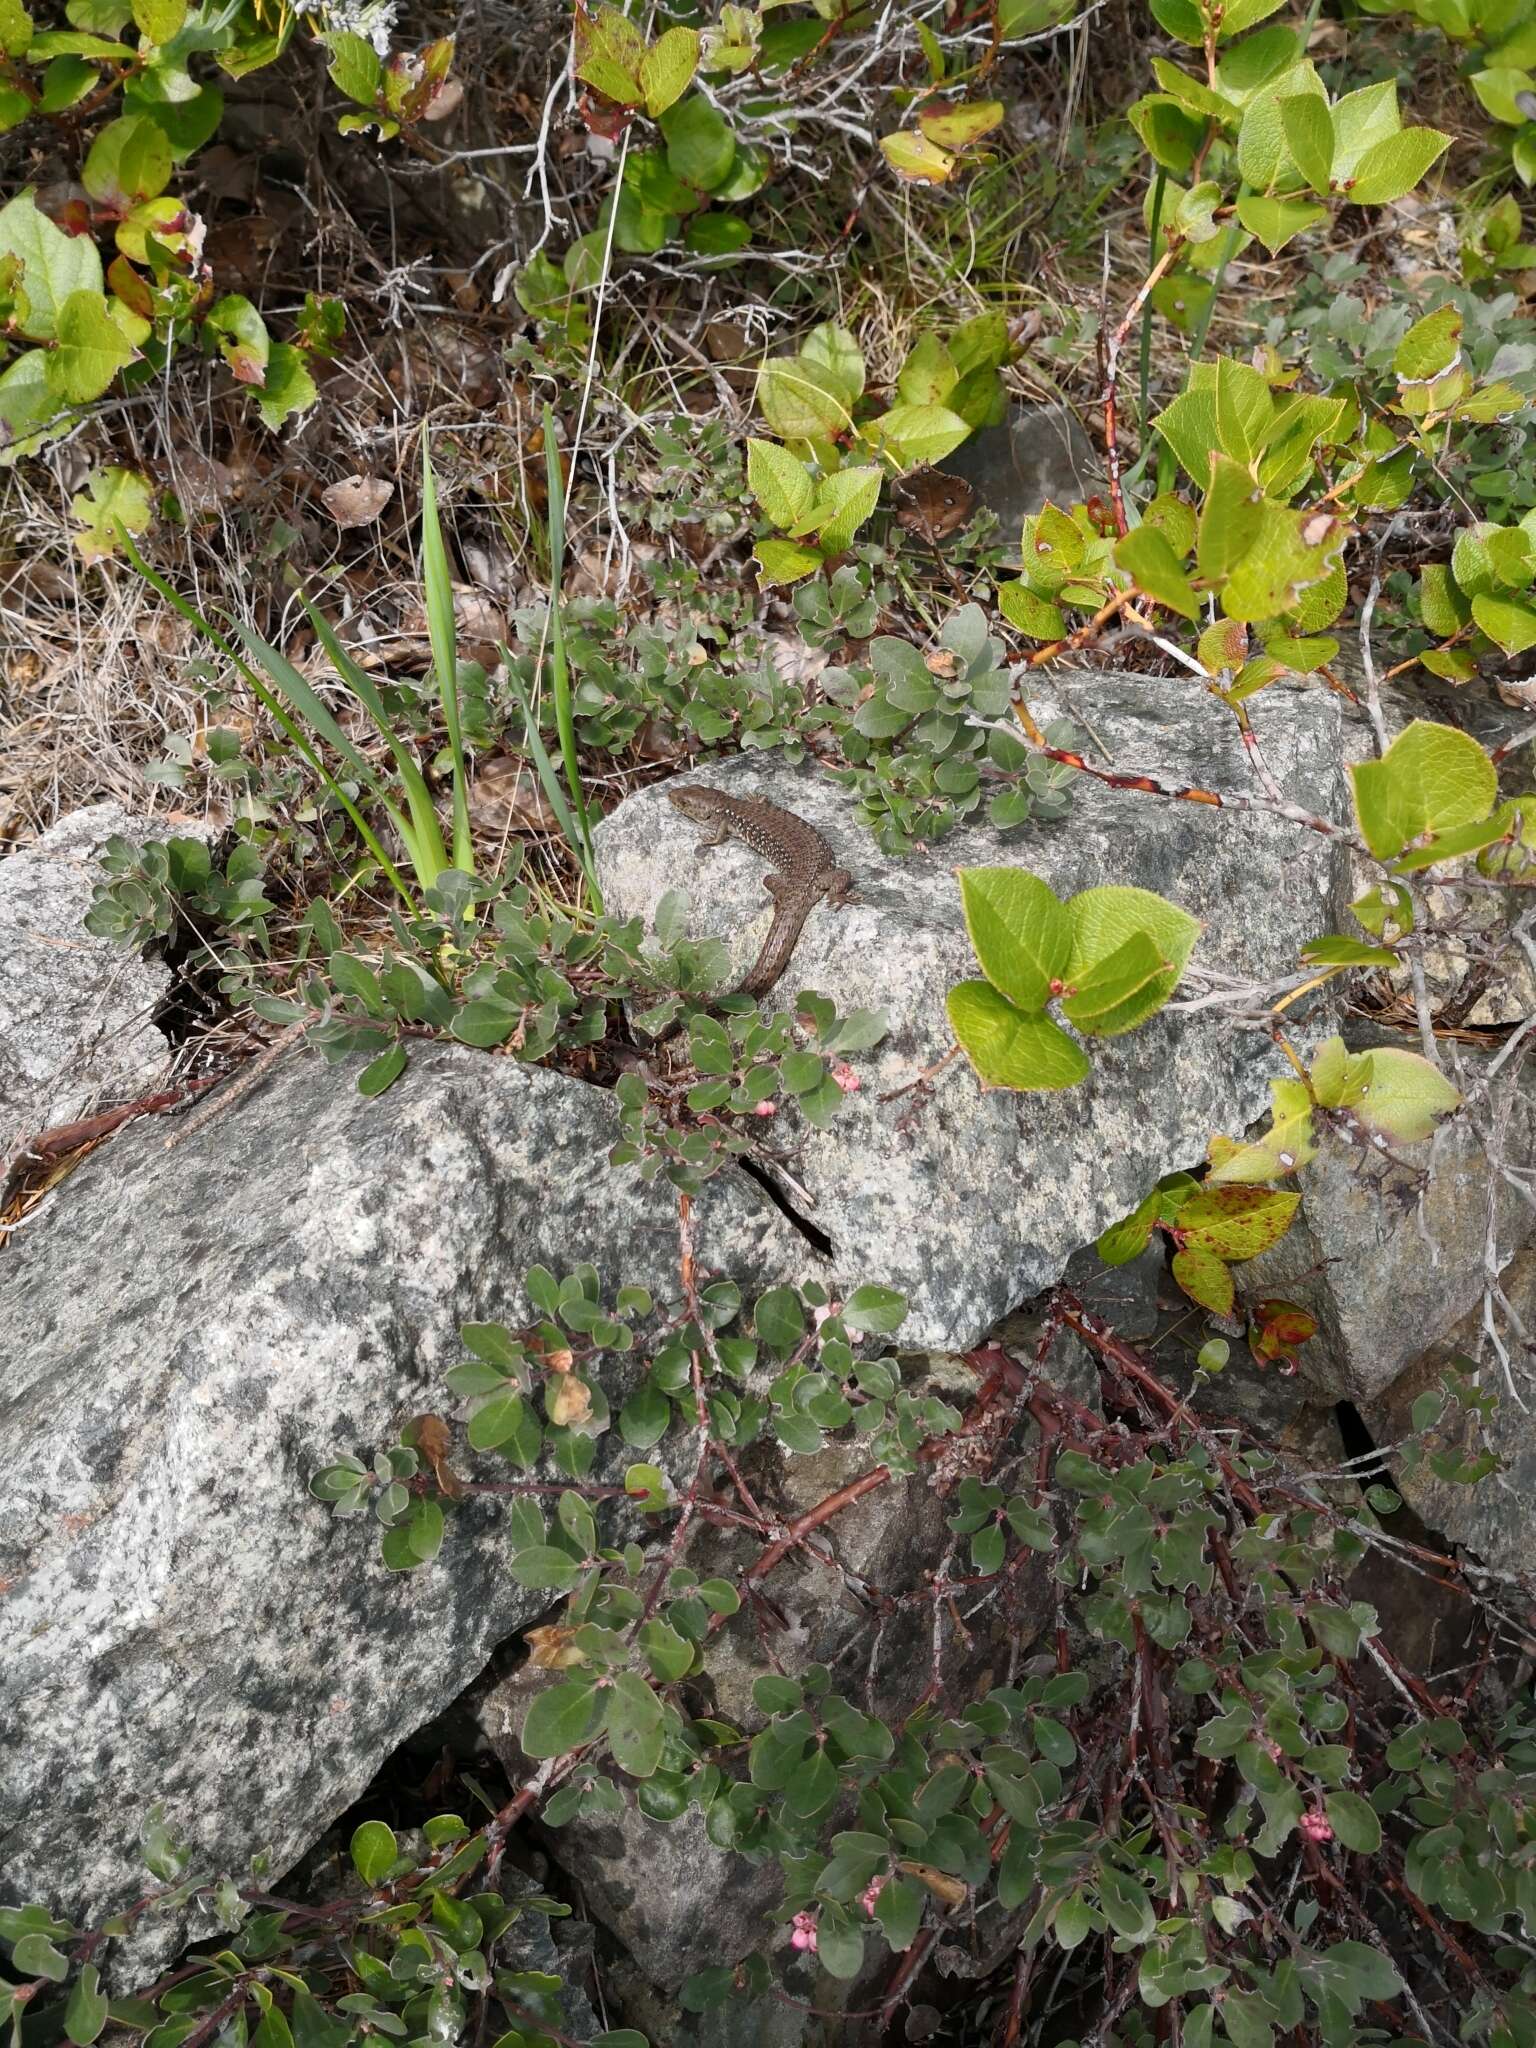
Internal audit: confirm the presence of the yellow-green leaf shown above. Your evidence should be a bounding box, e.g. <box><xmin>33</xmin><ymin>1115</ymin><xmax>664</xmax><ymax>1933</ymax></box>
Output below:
<box><xmin>132</xmin><ymin>0</ymin><xmax>185</xmax><ymax>41</ymax></box>
<box><xmin>1115</xmin><ymin>524</ymin><xmax>1198</xmax><ymax>618</ymax></box>
<box><xmin>639</xmin><ymin>25</ymin><xmax>698</xmax><ymax>117</ymax></box>
<box><xmin>957</xmin><ymin>866</ymin><xmax>1073</xmax><ymax>1011</ymax></box>
<box><xmin>45</xmin><ymin>287</ymin><xmax>135</xmax><ymax>402</ymax></box>
<box><xmin>947</xmin><ymin>980</ymin><xmax>1091</xmax><ymax>1091</ymax></box>
<box><xmin>918</xmin><ymin>98</ymin><xmax>1004</xmax><ymax>149</ymax></box>
<box><xmin>754</xmin><ymin>537</ymin><xmax>824</xmax><ymax>586</ymax></box>
<box><xmin>1348</xmin><ymin>719</ymin><xmax>1498</xmax><ymax>860</ymax></box>
<box><xmin>879</xmin><ymin>129</ymin><xmax>957</xmax><ymax>182</ymax></box>
<box><xmin>1171</xmin><ymin>1244</ymin><xmax>1236</xmax><ymax>1316</ymax></box>
<box><xmin>1347</xmin><ymin>126</ymin><xmax>1451</xmax><ymax>206</ymax></box>
<box><xmin>746</xmin><ymin>437</ymin><xmax>813</xmax><ymax>530</ymax></box>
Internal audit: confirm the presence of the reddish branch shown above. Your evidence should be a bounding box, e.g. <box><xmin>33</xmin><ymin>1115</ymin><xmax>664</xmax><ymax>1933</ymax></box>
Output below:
<box><xmin>1006</xmin><ymin>716</ymin><xmax>1371</xmax><ymax>859</ymax></box>
<box><xmin>1101</xmin><ymin>243</ymin><xmax>1184</xmax><ymax>537</ymax></box>
<box><xmin>4</xmin><ymin>1076</ymin><xmax>219</xmax><ymax>1181</ymax></box>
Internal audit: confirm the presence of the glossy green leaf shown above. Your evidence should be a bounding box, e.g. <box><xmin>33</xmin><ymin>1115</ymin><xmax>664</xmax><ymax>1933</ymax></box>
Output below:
<box><xmin>350</xmin><ymin>1820</ymin><xmax>398</xmax><ymax>1884</ymax></box>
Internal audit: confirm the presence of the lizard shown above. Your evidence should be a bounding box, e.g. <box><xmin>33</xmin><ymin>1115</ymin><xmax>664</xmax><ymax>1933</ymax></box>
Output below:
<box><xmin>666</xmin><ymin>785</ymin><xmax>854</xmax><ymax>997</ymax></box>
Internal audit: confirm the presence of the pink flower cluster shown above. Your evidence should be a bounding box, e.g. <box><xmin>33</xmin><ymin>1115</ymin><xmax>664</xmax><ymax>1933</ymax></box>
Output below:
<box><xmin>790</xmin><ymin>1910</ymin><xmax>818</xmax><ymax>1953</ymax></box>
<box><xmin>1300</xmin><ymin>1808</ymin><xmax>1333</xmax><ymax>1843</ymax></box>
<box><xmin>861</xmin><ymin>1876</ymin><xmax>887</xmax><ymax>1917</ymax></box>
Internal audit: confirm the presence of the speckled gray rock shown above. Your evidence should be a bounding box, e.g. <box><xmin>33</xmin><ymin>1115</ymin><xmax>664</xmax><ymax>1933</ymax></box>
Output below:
<box><xmin>596</xmin><ymin>671</ymin><xmax>1350</xmax><ymax>1351</ymax></box>
<box><xmin>1368</xmin><ymin>1243</ymin><xmax>1536</xmax><ymax>1584</ymax></box>
<box><xmin>944</xmin><ymin>401</ymin><xmax>1097</xmax><ymax>557</ymax></box>
<box><xmin>1242</xmin><ymin>1034</ymin><xmax>1536</xmax><ymax>1404</ymax></box>
<box><xmin>0</xmin><ymin>1043</ymin><xmax>807</xmax><ymax>1972</ymax></box>
<box><xmin>0</xmin><ymin>804</ymin><xmax>201</xmax><ymax>1148</ymax></box>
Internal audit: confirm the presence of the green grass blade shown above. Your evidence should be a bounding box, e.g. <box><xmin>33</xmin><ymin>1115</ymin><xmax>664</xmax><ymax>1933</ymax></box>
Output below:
<box><xmin>232</xmin><ymin>623</ymin><xmax>374</xmax><ymax>785</ymax></box>
<box><xmin>301</xmin><ymin>599</ymin><xmax>450</xmax><ymax>889</ymax></box>
<box><xmin>541</xmin><ymin>403</ymin><xmax>595</xmax><ymax>878</ymax></box>
<box><xmin>116</xmin><ymin>529</ymin><xmax>417</xmax><ymax>908</ymax></box>
<box><xmin>232</xmin><ymin>623</ymin><xmax>428</xmax><ymax>884</ymax></box>
<box><xmin>420</xmin><ymin>439</ymin><xmax>476</xmax><ymax>876</ymax></box>
<box><xmin>501</xmin><ymin>647</ymin><xmax>603</xmax><ymax>908</ymax></box>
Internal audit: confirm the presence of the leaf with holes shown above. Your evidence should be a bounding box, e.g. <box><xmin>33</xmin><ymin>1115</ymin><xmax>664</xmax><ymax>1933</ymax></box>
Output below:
<box><xmin>1338</xmin><ymin>1046</ymin><xmax>1460</xmax><ymax>1143</ymax></box>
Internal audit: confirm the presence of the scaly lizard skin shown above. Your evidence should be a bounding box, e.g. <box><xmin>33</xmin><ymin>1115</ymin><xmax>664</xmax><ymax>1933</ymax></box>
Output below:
<box><xmin>667</xmin><ymin>785</ymin><xmax>854</xmax><ymax>997</ymax></box>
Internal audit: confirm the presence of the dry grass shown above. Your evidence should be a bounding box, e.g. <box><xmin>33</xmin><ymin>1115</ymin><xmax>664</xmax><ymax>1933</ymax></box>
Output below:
<box><xmin>0</xmin><ymin>0</ymin><xmax>1486</xmax><ymax>855</ymax></box>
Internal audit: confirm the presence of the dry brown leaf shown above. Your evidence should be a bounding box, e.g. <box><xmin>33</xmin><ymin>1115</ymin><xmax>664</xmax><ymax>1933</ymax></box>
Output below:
<box><xmin>469</xmin><ymin>752</ymin><xmax>560</xmax><ymax>835</ymax></box>
<box><xmin>403</xmin><ymin>1412</ymin><xmax>464</xmax><ymax>1496</ymax></box>
<box><xmin>891</xmin><ymin>469</ymin><xmax>977</xmax><ymax>544</ymax></box>
<box><xmin>703</xmin><ymin>320</ymin><xmax>749</xmax><ymax>361</ymax></box>
<box><xmin>765</xmin><ymin>631</ymin><xmax>830</xmax><ymax>691</ymax></box>
<box><xmin>454</xmin><ymin>590</ymin><xmax>506</xmax><ymax>644</ymax></box>
<box><xmin>565</xmin><ymin>548</ymin><xmax>629</xmax><ymax>600</ymax></box>
<box><xmin>525</xmin><ymin>1625</ymin><xmax>589</xmax><ymax>1670</ymax></box>
<box><xmin>548</xmin><ymin>1374</ymin><xmax>592</xmax><ymax>1428</ymax></box>
<box><xmin>322</xmin><ymin>475</ymin><xmax>394</xmax><ymax>528</ymax></box>
<box><xmin>423</xmin><ymin>78</ymin><xmax>465</xmax><ymax>122</ymax></box>
<box><xmin>171</xmin><ymin>452</ymin><xmax>237</xmax><ymax>514</ymax></box>
<box><xmin>898</xmin><ymin>1862</ymin><xmax>969</xmax><ymax>1909</ymax></box>
<box><xmin>633</xmin><ymin>715</ymin><xmax>682</xmax><ymax>761</ymax></box>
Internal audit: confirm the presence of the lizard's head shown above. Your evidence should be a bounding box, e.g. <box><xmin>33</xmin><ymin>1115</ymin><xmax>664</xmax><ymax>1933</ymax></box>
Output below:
<box><xmin>667</xmin><ymin>785</ymin><xmax>723</xmax><ymax>820</ymax></box>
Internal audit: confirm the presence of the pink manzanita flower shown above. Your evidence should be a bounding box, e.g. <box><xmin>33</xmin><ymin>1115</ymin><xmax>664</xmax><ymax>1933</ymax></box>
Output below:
<box><xmin>861</xmin><ymin>1876</ymin><xmax>888</xmax><ymax>1917</ymax></box>
<box><xmin>830</xmin><ymin>1062</ymin><xmax>861</xmax><ymax>1094</ymax></box>
<box><xmin>1300</xmin><ymin>1808</ymin><xmax>1333</xmax><ymax>1843</ymax></box>
<box><xmin>754</xmin><ymin>1099</ymin><xmax>778</xmax><ymax>1118</ymax></box>
<box><xmin>790</xmin><ymin>1909</ymin><xmax>819</xmax><ymax>1953</ymax></box>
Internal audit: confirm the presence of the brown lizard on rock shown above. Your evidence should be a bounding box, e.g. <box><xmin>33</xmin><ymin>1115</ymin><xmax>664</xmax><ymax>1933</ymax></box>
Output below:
<box><xmin>666</xmin><ymin>785</ymin><xmax>854</xmax><ymax>997</ymax></box>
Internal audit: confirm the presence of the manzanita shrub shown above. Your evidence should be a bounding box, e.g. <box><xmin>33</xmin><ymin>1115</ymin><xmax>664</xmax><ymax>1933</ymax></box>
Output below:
<box><xmin>5</xmin><ymin>1265</ymin><xmax>1532</xmax><ymax>2046</ymax></box>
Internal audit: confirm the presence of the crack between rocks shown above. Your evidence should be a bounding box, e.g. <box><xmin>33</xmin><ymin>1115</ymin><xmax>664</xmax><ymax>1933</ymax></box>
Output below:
<box><xmin>1334</xmin><ymin>1400</ymin><xmax>1392</xmax><ymax>1490</ymax></box>
<box><xmin>735</xmin><ymin>1157</ymin><xmax>835</xmax><ymax>1261</ymax></box>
